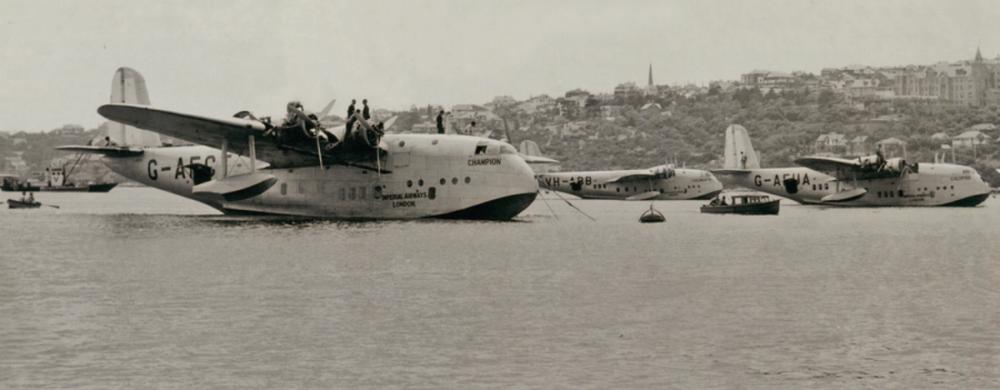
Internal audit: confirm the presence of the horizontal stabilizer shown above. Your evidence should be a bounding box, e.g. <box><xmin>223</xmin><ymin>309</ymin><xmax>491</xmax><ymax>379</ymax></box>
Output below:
<box><xmin>820</xmin><ymin>188</ymin><xmax>867</xmax><ymax>203</ymax></box>
<box><xmin>520</xmin><ymin>154</ymin><xmax>559</xmax><ymax>164</ymax></box>
<box><xmin>625</xmin><ymin>191</ymin><xmax>660</xmax><ymax>201</ymax></box>
<box><xmin>192</xmin><ymin>172</ymin><xmax>277</xmax><ymax>202</ymax></box>
<box><xmin>55</xmin><ymin>145</ymin><xmax>144</xmax><ymax>157</ymax></box>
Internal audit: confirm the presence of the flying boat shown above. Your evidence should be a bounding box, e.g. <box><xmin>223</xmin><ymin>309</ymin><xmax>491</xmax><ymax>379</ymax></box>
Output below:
<box><xmin>712</xmin><ymin>125</ymin><xmax>991</xmax><ymax>207</ymax></box>
<box><xmin>58</xmin><ymin>68</ymin><xmax>541</xmax><ymax>220</ymax></box>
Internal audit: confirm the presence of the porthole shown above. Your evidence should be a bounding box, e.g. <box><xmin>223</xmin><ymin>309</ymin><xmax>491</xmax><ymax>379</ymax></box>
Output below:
<box><xmin>464</xmin><ymin>177</ymin><xmax>470</xmax><ymax>184</ymax></box>
<box><xmin>440</xmin><ymin>178</ymin><xmax>446</xmax><ymax>185</ymax></box>
<box><xmin>407</xmin><ymin>180</ymin><xmax>413</xmax><ymax>188</ymax></box>
<box><xmin>452</xmin><ymin>178</ymin><xmax>458</xmax><ymax>184</ymax></box>
<box><xmin>418</xmin><ymin>179</ymin><xmax>424</xmax><ymax>187</ymax></box>
<box><xmin>432</xmin><ymin>139</ymin><xmax>438</xmax><ymax>145</ymax></box>
<box><xmin>399</xmin><ymin>141</ymin><xmax>405</xmax><ymax>147</ymax></box>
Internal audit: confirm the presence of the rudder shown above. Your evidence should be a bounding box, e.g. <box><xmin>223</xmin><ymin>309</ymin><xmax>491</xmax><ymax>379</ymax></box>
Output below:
<box><xmin>106</xmin><ymin>67</ymin><xmax>161</xmax><ymax>148</ymax></box>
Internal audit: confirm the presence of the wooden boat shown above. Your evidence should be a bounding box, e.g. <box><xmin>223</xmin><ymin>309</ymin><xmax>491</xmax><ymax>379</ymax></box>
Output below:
<box><xmin>639</xmin><ymin>204</ymin><xmax>665</xmax><ymax>223</ymax></box>
<box><xmin>701</xmin><ymin>194</ymin><xmax>780</xmax><ymax>215</ymax></box>
<box><xmin>7</xmin><ymin>199</ymin><xmax>42</xmax><ymax>209</ymax></box>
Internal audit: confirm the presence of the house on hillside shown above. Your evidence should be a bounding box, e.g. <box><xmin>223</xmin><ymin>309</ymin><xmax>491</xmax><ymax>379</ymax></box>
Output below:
<box><xmin>952</xmin><ymin>130</ymin><xmax>991</xmax><ymax>149</ymax></box>
<box><xmin>815</xmin><ymin>132</ymin><xmax>847</xmax><ymax>153</ymax></box>
<box><xmin>970</xmin><ymin>123</ymin><xmax>998</xmax><ymax>137</ymax></box>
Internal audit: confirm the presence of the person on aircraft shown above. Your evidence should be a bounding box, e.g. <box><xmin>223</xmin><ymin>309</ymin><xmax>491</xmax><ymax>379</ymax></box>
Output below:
<box><xmin>362</xmin><ymin>99</ymin><xmax>370</xmax><ymax>120</ymax></box>
<box><xmin>347</xmin><ymin>99</ymin><xmax>356</xmax><ymax>118</ymax></box>
<box><xmin>719</xmin><ymin>196</ymin><xmax>727</xmax><ymax>206</ymax></box>
<box><xmin>436</xmin><ymin>110</ymin><xmax>445</xmax><ymax>134</ymax></box>
<box><xmin>740</xmin><ymin>151</ymin><xmax>747</xmax><ymax>169</ymax></box>
<box><xmin>709</xmin><ymin>195</ymin><xmax>720</xmax><ymax>206</ymax></box>
<box><xmin>875</xmin><ymin>143</ymin><xmax>885</xmax><ymax>170</ymax></box>
<box><xmin>464</xmin><ymin>121</ymin><xmax>476</xmax><ymax>135</ymax></box>
<box><xmin>27</xmin><ymin>192</ymin><xmax>34</xmax><ymax>203</ymax></box>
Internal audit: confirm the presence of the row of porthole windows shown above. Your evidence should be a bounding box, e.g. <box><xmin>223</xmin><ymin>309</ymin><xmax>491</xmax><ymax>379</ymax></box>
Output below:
<box><xmin>405</xmin><ymin>177</ymin><xmax>471</xmax><ymax>188</ymax></box>
<box><xmin>614</xmin><ymin>186</ymin><xmax>688</xmax><ymax>194</ymax></box>
<box><xmin>280</xmin><ymin>182</ymin><xmax>368</xmax><ymax>201</ymax></box>
<box><xmin>876</xmin><ymin>189</ymin><xmax>937</xmax><ymax>199</ymax></box>
<box><xmin>812</xmin><ymin>184</ymin><xmax>830</xmax><ymax>191</ymax></box>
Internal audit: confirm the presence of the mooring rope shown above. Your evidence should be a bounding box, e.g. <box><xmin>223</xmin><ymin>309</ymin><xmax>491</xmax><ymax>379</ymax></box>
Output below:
<box><xmin>537</xmin><ymin>189</ymin><xmax>559</xmax><ymax>220</ymax></box>
<box><xmin>551</xmin><ymin>190</ymin><xmax>596</xmax><ymax>221</ymax></box>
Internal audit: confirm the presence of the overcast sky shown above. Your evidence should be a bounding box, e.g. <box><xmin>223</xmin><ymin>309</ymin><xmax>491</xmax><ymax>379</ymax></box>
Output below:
<box><xmin>1</xmin><ymin>0</ymin><xmax>998</xmax><ymax>132</ymax></box>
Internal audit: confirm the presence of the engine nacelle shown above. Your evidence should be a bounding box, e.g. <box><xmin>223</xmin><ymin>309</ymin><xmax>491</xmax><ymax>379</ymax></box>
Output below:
<box><xmin>884</xmin><ymin>157</ymin><xmax>906</xmax><ymax>172</ymax></box>
<box><xmin>653</xmin><ymin>166</ymin><xmax>674</xmax><ymax>179</ymax></box>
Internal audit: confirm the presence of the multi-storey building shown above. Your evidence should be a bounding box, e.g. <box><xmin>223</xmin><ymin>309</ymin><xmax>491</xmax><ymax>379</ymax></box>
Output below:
<box><xmin>894</xmin><ymin>49</ymin><xmax>1000</xmax><ymax>106</ymax></box>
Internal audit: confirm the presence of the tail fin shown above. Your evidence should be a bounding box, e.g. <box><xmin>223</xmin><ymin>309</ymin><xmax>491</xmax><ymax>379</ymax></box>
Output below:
<box><xmin>519</xmin><ymin>140</ymin><xmax>543</xmax><ymax>158</ymax></box>
<box><xmin>518</xmin><ymin>140</ymin><xmax>558</xmax><ymax>171</ymax></box>
<box><xmin>106</xmin><ymin>67</ymin><xmax>161</xmax><ymax>148</ymax></box>
<box><xmin>317</xmin><ymin>99</ymin><xmax>336</xmax><ymax>120</ymax></box>
<box><xmin>723</xmin><ymin>124</ymin><xmax>760</xmax><ymax>169</ymax></box>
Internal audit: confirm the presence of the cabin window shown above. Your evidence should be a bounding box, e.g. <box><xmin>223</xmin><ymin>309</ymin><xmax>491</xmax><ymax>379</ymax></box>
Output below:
<box><xmin>877</xmin><ymin>191</ymin><xmax>881</xmax><ymax>198</ymax></box>
<box><xmin>898</xmin><ymin>190</ymin><xmax>904</xmax><ymax>197</ymax></box>
<box><xmin>452</xmin><ymin>178</ymin><xmax>458</xmax><ymax>184</ymax></box>
<box><xmin>281</xmin><ymin>183</ymin><xmax>287</xmax><ymax>195</ymax></box>
<box><xmin>360</xmin><ymin>186</ymin><xmax>366</xmax><ymax>199</ymax></box>
<box><xmin>339</xmin><ymin>188</ymin><xmax>345</xmax><ymax>201</ymax></box>
<box><xmin>616</xmin><ymin>188</ymin><xmax>620</xmax><ymax>193</ymax></box>
<box><xmin>298</xmin><ymin>182</ymin><xmax>306</xmax><ymax>194</ymax></box>
<box><xmin>428</xmin><ymin>187</ymin><xmax>436</xmax><ymax>199</ymax></box>
<box><xmin>349</xmin><ymin>187</ymin><xmax>356</xmax><ymax>200</ymax></box>
<box><xmin>407</xmin><ymin>180</ymin><xmax>413</xmax><ymax>188</ymax></box>
<box><xmin>418</xmin><ymin>179</ymin><xmax>424</xmax><ymax>187</ymax></box>
<box><xmin>441</xmin><ymin>178</ymin><xmax>446</xmax><ymax>185</ymax></box>
<box><xmin>465</xmin><ymin>177</ymin><xmax>471</xmax><ymax>184</ymax></box>
<box><xmin>825</xmin><ymin>184</ymin><xmax>829</xmax><ymax>190</ymax></box>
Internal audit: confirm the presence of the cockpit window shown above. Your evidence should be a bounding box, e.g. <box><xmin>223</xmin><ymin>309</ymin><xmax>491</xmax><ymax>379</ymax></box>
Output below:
<box><xmin>500</xmin><ymin>144</ymin><xmax>517</xmax><ymax>154</ymax></box>
<box><xmin>475</xmin><ymin>145</ymin><xmax>488</xmax><ymax>155</ymax></box>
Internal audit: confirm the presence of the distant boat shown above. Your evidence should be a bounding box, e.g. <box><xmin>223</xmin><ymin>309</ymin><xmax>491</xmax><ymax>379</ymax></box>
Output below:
<box><xmin>639</xmin><ymin>204</ymin><xmax>665</xmax><ymax>223</ymax></box>
<box><xmin>701</xmin><ymin>194</ymin><xmax>780</xmax><ymax>215</ymax></box>
<box><xmin>1</xmin><ymin>168</ymin><xmax>117</xmax><ymax>193</ymax></box>
<box><xmin>7</xmin><ymin>199</ymin><xmax>41</xmax><ymax>209</ymax></box>
<box><xmin>1</xmin><ymin>180</ymin><xmax>117</xmax><ymax>193</ymax></box>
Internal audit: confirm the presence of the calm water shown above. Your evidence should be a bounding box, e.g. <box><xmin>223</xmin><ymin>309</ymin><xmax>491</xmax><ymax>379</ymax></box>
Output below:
<box><xmin>2</xmin><ymin>187</ymin><xmax>999</xmax><ymax>389</ymax></box>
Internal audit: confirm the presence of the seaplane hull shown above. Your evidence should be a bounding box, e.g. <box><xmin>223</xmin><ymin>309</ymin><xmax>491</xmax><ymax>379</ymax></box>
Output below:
<box><xmin>101</xmin><ymin>137</ymin><xmax>539</xmax><ymax>220</ymax></box>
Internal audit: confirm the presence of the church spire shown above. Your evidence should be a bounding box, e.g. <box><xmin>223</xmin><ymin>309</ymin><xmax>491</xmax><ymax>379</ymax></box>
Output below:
<box><xmin>648</xmin><ymin>63</ymin><xmax>653</xmax><ymax>86</ymax></box>
<box><xmin>975</xmin><ymin>46</ymin><xmax>984</xmax><ymax>62</ymax></box>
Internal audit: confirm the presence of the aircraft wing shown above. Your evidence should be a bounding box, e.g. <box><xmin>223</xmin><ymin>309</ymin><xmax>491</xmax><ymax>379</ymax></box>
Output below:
<box><xmin>98</xmin><ymin>103</ymin><xmax>359</xmax><ymax>169</ymax></box>
<box><xmin>55</xmin><ymin>145</ymin><xmax>144</xmax><ymax>157</ymax></box>
<box><xmin>711</xmin><ymin>169</ymin><xmax>752</xmax><ymax>176</ymax></box>
<box><xmin>601</xmin><ymin>169</ymin><xmax>660</xmax><ymax>184</ymax></box>
<box><xmin>794</xmin><ymin>156</ymin><xmax>897</xmax><ymax>180</ymax></box>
